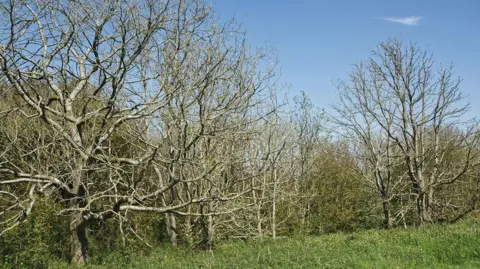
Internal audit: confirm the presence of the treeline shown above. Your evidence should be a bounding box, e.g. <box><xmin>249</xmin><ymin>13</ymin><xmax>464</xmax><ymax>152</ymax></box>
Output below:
<box><xmin>0</xmin><ymin>0</ymin><xmax>479</xmax><ymax>267</ymax></box>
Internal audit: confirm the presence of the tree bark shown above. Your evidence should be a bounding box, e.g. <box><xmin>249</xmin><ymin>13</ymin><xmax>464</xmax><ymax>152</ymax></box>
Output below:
<box><xmin>417</xmin><ymin>193</ymin><xmax>425</xmax><ymax>226</ymax></box>
<box><xmin>70</xmin><ymin>209</ymin><xmax>88</xmax><ymax>266</ymax></box>
<box><xmin>69</xmin><ymin>158</ymin><xmax>88</xmax><ymax>266</ymax></box>
<box><xmin>205</xmin><ymin>202</ymin><xmax>215</xmax><ymax>251</ymax></box>
<box><xmin>416</xmin><ymin>190</ymin><xmax>431</xmax><ymax>227</ymax></box>
<box><xmin>165</xmin><ymin>212</ymin><xmax>177</xmax><ymax>246</ymax></box>
<box><xmin>382</xmin><ymin>199</ymin><xmax>392</xmax><ymax>229</ymax></box>
<box><xmin>271</xmin><ymin>167</ymin><xmax>277</xmax><ymax>240</ymax></box>
<box><xmin>184</xmin><ymin>205</ymin><xmax>193</xmax><ymax>247</ymax></box>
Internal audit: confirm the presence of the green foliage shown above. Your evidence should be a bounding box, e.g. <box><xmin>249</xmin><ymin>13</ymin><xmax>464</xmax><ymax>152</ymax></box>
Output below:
<box><xmin>0</xmin><ymin>197</ymin><xmax>69</xmax><ymax>269</ymax></box>
<box><xmin>23</xmin><ymin>219</ymin><xmax>480</xmax><ymax>268</ymax></box>
<box><xmin>0</xmin><ymin>199</ymin><xmax>170</xmax><ymax>268</ymax></box>
<box><xmin>304</xmin><ymin>143</ymin><xmax>378</xmax><ymax>233</ymax></box>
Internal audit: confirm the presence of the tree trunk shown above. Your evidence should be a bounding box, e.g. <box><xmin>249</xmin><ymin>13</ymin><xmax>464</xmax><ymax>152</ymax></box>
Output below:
<box><xmin>184</xmin><ymin>205</ymin><xmax>193</xmax><ymax>247</ymax></box>
<box><xmin>399</xmin><ymin>196</ymin><xmax>407</xmax><ymax>228</ymax></box>
<box><xmin>412</xmin><ymin>181</ymin><xmax>430</xmax><ymax>227</ymax></box>
<box><xmin>156</xmin><ymin>166</ymin><xmax>178</xmax><ymax>246</ymax></box>
<box><xmin>165</xmin><ymin>212</ymin><xmax>177</xmax><ymax>246</ymax></box>
<box><xmin>426</xmin><ymin>186</ymin><xmax>434</xmax><ymax>221</ymax></box>
<box><xmin>256</xmin><ymin>203</ymin><xmax>263</xmax><ymax>237</ymax></box>
<box><xmin>303</xmin><ymin>202</ymin><xmax>310</xmax><ymax>231</ymax></box>
<box><xmin>69</xmin><ymin>160</ymin><xmax>88</xmax><ymax>266</ymax></box>
<box><xmin>205</xmin><ymin>202</ymin><xmax>215</xmax><ymax>251</ymax></box>
<box><xmin>416</xmin><ymin>191</ymin><xmax>431</xmax><ymax>227</ymax></box>
<box><xmin>271</xmin><ymin>167</ymin><xmax>277</xmax><ymax>240</ymax></box>
<box><xmin>382</xmin><ymin>199</ymin><xmax>392</xmax><ymax>229</ymax></box>
<box><xmin>70</xmin><ymin>210</ymin><xmax>88</xmax><ymax>266</ymax></box>
<box><xmin>252</xmin><ymin>178</ymin><xmax>263</xmax><ymax>237</ymax></box>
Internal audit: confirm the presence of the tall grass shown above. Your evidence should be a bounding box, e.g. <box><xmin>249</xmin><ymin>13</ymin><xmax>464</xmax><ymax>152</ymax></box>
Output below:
<box><xmin>13</xmin><ymin>219</ymin><xmax>480</xmax><ymax>268</ymax></box>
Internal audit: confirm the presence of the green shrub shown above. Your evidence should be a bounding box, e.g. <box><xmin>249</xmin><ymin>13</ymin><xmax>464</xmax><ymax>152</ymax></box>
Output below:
<box><xmin>0</xmin><ymin>197</ymin><xmax>69</xmax><ymax>268</ymax></box>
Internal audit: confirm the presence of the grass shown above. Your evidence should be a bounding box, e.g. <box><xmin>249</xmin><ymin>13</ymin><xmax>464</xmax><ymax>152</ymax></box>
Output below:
<box><xmin>35</xmin><ymin>219</ymin><xmax>480</xmax><ymax>268</ymax></box>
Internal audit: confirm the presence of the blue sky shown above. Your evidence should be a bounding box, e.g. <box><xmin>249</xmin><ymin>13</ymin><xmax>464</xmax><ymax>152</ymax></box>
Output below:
<box><xmin>213</xmin><ymin>0</ymin><xmax>480</xmax><ymax>118</ymax></box>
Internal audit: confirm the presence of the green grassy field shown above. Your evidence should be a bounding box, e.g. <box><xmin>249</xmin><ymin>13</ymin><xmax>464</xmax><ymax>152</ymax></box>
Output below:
<box><xmin>27</xmin><ymin>219</ymin><xmax>480</xmax><ymax>268</ymax></box>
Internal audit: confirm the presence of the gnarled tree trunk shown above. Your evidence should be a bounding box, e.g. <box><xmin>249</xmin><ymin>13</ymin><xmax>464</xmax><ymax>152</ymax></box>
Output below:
<box><xmin>70</xmin><ymin>204</ymin><xmax>88</xmax><ymax>266</ymax></box>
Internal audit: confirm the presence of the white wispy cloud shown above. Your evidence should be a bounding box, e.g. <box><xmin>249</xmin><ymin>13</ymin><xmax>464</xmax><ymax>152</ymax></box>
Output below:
<box><xmin>383</xmin><ymin>16</ymin><xmax>422</xmax><ymax>26</ymax></box>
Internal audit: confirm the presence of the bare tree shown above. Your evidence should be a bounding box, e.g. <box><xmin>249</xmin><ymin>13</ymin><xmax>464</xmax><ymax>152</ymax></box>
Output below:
<box><xmin>334</xmin><ymin>39</ymin><xmax>479</xmax><ymax>226</ymax></box>
<box><xmin>0</xmin><ymin>0</ymin><xmax>277</xmax><ymax>264</ymax></box>
<box><xmin>291</xmin><ymin>91</ymin><xmax>325</xmax><ymax>228</ymax></box>
<box><xmin>333</xmin><ymin>75</ymin><xmax>405</xmax><ymax>228</ymax></box>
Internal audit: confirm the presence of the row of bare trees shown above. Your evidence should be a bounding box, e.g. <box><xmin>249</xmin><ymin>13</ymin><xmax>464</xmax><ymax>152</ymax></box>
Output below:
<box><xmin>1</xmin><ymin>0</ymin><xmax>479</xmax><ymax>266</ymax></box>
<box><xmin>0</xmin><ymin>0</ymin><xmax>281</xmax><ymax>265</ymax></box>
<box><xmin>333</xmin><ymin>39</ymin><xmax>480</xmax><ymax>228</ymax></box>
